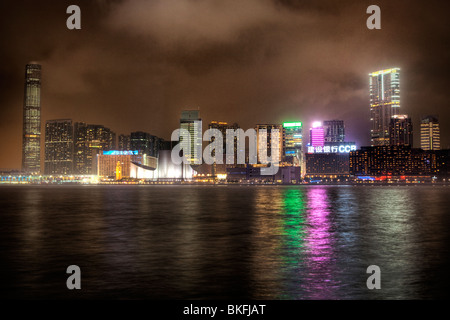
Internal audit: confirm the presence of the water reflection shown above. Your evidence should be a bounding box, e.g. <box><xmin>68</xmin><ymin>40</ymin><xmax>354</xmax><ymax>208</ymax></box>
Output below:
<box><xmin>303</xmin><ymin>187</ymin><xmax>339</xmax><ymax>299</ymax></box>
<box><xmin>252</xmin><ymin>186</ymin><xmax>339</xmax><ymax>299</ymax></box>
<box><xmin>1</xmin><ymin>185</ymin><xmax>450</xmax><ymax>299</ymax></box>
<box><xmin>278</xmin><ymin>188</ymin><xmax>306</xmax><ymax>299</ymax></box>
<box><xmin>360</xmin><ymin>187</ymin><xmax>421</xmax><ymax>299</ymax></box>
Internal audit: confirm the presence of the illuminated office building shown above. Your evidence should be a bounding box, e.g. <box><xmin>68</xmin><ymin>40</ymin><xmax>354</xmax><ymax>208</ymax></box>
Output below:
<box><xmin>74</xmin><ymin>122</ymin><xmax>116</xmax><ymax>174</ymax></box>
<box><xmin>208</xmin><ymin>121</ymin><xmax>241</xmax><ymax>174</ymax></box>
<box><xmin>256</xmin><ymin>124</ymin><xmax>284</xmax><ymax>164</ymax></box>
<box><xmin>208</xmin><ymin>121</ymin><xmax>240</xmax><ymax>157</ymax></box>
<box><xmin>420</xmin><ymin>115</ymin><xmax>440</xmax><ymax>150</ymax></box>
<box><xmin>283</xmin><ymin>122</ymin><xmax>303</xmax><ymax>166</ymax></box>
<box><xmin>323</xmin><ymin>120</ymin><xmax>345</xmax><ymax>143</ymax></box>
<box><xmin>369</xmin><ymin>68</ymin><xmax>401</xmax><ymax>146</ymax></box>
<box><xmin>389</xmin><ymin>115</ymin><xmax>413</xmax><ymax>147</ymax></box>
<box><xmin>180</xmin><ymin>110</ymin><xmax>203</xmax><ymax>165</ymax></box>
<box><xmin>44</xmin><ymin>119</ymin><xmax>74</xmax><ymax>175</ymax></box>
<box><xmin>310</xmin><ymin>122</ymin><xmax>325</xmax><ymax>147</ymax></box>
<box><xmin>22</xmin><ymin>63</ymin><xmax>42</xmax><ymax>173</ymax></box>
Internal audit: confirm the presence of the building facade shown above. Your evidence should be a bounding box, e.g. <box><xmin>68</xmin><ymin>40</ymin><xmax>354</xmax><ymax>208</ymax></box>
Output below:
<box><xmin>389</xmin><ymin>114</ymin><xmax>413</xmax><ymax>147</ymax></box>
<box><xmin>305</xmin><ymin>153</ymin><xmax>350</xmax><ymax>178</ymax></box>
<box><xmin>118</xmin><ymin>134</ymin><xmax>131</xmax><ymax>151</ymax></box>
<box><xmin>97</xmin><ymin>150</ymin><xmax>157</xmax><ymax>179</ymax></box>
<box><xmin>208</xmin><ymin>121</ymin><xmax>241</xmax><ymax>175</ymax></box>
<box><xmin>420</xmin><ymin>115</ymin><xmax>440</xmax><ymax>150</ymax></box>
<box><xmin>349</xmin><ymin>146</ymin><xmax>434</xmax><ymax>176</ymax></box>
<box><xmin>22</xmin><ymin>63</ymin><xmax>42</xmax><ymax>173</ymax></box>
<box><xmin>256</xmin><ymin>124</ymin><xmax>284</xmax><ymax>165</ymax></box>
<box><xmin>283</xmin><ymin>122</ymin><xmax>303</xmax><ymax>166</ymax></box>
<box><xmin>369</xmin><ymin>68</ymin><xmax>401</xmax><ymax>146</ymax></box>
<box><xmin>323</xmin><ymin>120</ymin><xmax>345</xmax><ymax>143</ymax></box>
<box><xmin>74</xmin><ymin>122</ymin><xmax>116</xmax><ymax>175</ymax></box>
<box><xmin>44</xmin><ymin>119</ymin><xmax>74</xmax><ymax>175</ymax></box>
<box><xmin>130</xmin><ymin>131</ymin><xmax>161</xmax><ymax>158</ymax></box>
<box><xmin>180</xmin><ymin>110</ymin><xmax>203</xmax><ymax>165</ymax></box>
<box><xmin>310</xmin><ymin>122</ymin><xmax>325</xmax><ymax>147</ymax></box>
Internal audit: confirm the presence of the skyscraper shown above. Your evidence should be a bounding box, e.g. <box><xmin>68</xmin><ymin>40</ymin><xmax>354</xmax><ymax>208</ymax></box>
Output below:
<box><xmin>283</xmin><ymin>122</ymin><xmax>303</xmax><ymax>166</ymax></box>
<box><xmin>44</xmin><ymin>119</ymin><xmax>74</xmax><ymax>175</ymax></box>
<box><xmin>256</xmin><ymin>124</ymin><xmax>284</xmax><ymax>164</ymax></box>
<box><xmin>118</xmin><ymin>134</ymin><xmax>131</xmax><ymax>151</ymax></box>
<box><xmin>180</xmin><ymin>110</ymin><xmax>202</xmax><ymax>165</ymax></box>
<box><xmin>310</xmin><ymin>122</ymin><xmax>324</xmax><ymax>147</ymax></box>
<box><xmin>323</xmin><ymin>120</ymin><xmax>345</xmax><ymax>143</ymax></box>
<box><xmin>22</xmin><ymin>63</ymin><xmax>42</xmax><ymax>173</ymax></box>
<box><xmin>133</xmin><ymin>132</ymin><xmax>162</xmax><ymax>158</ymax></box>
<box><xmin>369</xmin><ymin>68</ymin><xmax>401</xmax><ymax>146</ymax></box>
<box><xmin>389</xmin><ymin>115</ymin><xmax>413</xmax><ymax>147</ymax></box>
<box><xmin>208</xmin><ymin>121</ymin><xmax>240</xmax><ymax>167</ymax></box>
<box><xmin>130</xmin><ymin>132</ymin><xmax>153</xmax><ymax>156</ymax></box>
<box><xmin>421</xmin><ymin>115</ymin><xmax>441</xmax><ymax>150</ymax></box>
<box><xmin>74</xmin><ymin>122</ymin><xmax>116</xmax><ymax>174</ymax></box>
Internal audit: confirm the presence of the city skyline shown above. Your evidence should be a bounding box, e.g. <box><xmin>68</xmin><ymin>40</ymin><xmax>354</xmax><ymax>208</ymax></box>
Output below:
<box><xmin>1</xmin><ymin>0</ymin><xmax>450</xmax><ymax>169</ymax></box>
<box><xmin>10</xmin><ymin>61</ymin><xmax>448</xmax><ymax>176</ymax></box>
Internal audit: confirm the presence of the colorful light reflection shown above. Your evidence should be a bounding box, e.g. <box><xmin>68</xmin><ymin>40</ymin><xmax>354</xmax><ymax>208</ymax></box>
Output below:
<box><xmin>303</xmin><ymin>187</ymin><xmax>339</xmax><ymax>299</ymax></box>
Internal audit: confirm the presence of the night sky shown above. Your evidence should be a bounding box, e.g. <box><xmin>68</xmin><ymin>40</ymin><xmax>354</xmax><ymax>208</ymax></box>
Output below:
<box><xmin>0</xmin><ymin>0</ymin><xmax>449</xmax><ymax>169</ymax></box>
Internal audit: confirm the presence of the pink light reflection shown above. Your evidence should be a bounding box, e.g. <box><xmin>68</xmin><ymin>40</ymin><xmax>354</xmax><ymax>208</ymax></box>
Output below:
<box><xmin>304</xmin><ymin>186</ymin><xmax>338</xmax><ymax>299</ymax></box>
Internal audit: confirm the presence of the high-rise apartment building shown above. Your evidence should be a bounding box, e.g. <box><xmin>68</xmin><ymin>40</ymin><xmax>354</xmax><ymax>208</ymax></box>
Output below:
<box><xmin>389</xmin><ymin>115</ymin><xmax>413</xmax><ymax>147</ymax></box>
<box><xmin>74</xmin><ymin>122</ymin><xmax>116</xmax><ymax>174</ymax></box>
<box><xmin>323</xmin><ymin>120</ymin><xmax>345</xmax><ymax>143</ymax></box>
<box><xmin>44</xmin><ymin>119</ymin><xmax>74</xmax><ymax>175</ymax></box>
<box><xmin>22</xmin><ymin>63</ymin><xmax>42</xmax><ymax>173</ymax></box>
<box><xmin>180</xmin><ymin>110</ymin><xmax>202</xmax><ymax>165</ymax></box>
<box><xmin>420</xmin><ymin>115</ymin><xmax>440</xmax><ymax>150</ymax></box>
<box><xmin>369</xmin><ymin>68</ymin><xmax>401</xmax><ymax>146</ymax></box>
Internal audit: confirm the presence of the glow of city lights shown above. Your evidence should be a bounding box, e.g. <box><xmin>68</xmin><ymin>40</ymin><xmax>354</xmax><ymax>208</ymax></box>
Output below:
<box><xmin>307</xmin><ymin>144</ymin><xmax>356</xmax><ymax>154</ymax></box>
<box><xmin>103</xmin><ymin>150</ymin><xmax>139</xmax><ymax>156</ymax></box>
<box><xmin>283</xmin><ymin>122</ymin><xmax>302</xmax><ymax>128</ymax></box>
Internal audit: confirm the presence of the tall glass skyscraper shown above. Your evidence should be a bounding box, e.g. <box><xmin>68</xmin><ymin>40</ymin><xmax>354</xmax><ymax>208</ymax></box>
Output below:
<box><xmin>180</xmin><ymin>110</ymin><xmax>202</xmax><ymax>165</ymax></box>
<box><xmin>22</xmin><ymin>63</ymin><xmax>42</xmax><ymax>173</ymax></box>
<box><xmin>283</xmin><ymin>122</ymin><xmax>302</xmax><ymax>166</ymax></box>
<box><xmin>369</xmin><ymin>68</ymin><xmax>401</xmax><ymax>146</ymax></box>
<box><xmin>130</xmin><ymin>131</ymin><xmax>161</xmax><ymax>158</ymax></box>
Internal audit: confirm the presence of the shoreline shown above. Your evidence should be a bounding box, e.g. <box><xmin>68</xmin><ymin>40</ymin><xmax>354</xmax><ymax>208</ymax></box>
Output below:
<box><xmin>1</xmin><ymin>181</ymin><xmax>449</xmax><ymax>186</ymax></box>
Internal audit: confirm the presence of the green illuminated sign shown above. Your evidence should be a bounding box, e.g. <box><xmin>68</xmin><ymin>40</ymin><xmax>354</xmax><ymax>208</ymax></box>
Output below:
<box><xmin>283</xmin><ymin>122</ymin><xmax>302</xmax><ymax>128</ymax></box>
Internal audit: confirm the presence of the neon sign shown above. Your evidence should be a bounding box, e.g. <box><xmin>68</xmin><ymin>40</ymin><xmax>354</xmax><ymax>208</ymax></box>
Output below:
<box><xmin>283</xmin><ymin>122</ymin><xmax>302</xmax><ymax>128</ymax></box>
<box><xmin>103</xmin><ymin>150</ymin><xmax>139</xmax><ymax>156</ymax></box>
<box><xmin>307</xmin><ymin>145</ymin><xmax>356</xmax><ymax>154</ymax></box>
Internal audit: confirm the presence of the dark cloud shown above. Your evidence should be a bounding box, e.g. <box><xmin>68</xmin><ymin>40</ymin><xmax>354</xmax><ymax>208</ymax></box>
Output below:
<box><xmin>0</xmin><ymin>0</ymin><xmax>449</xmax><ymax>169</ymax></box>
